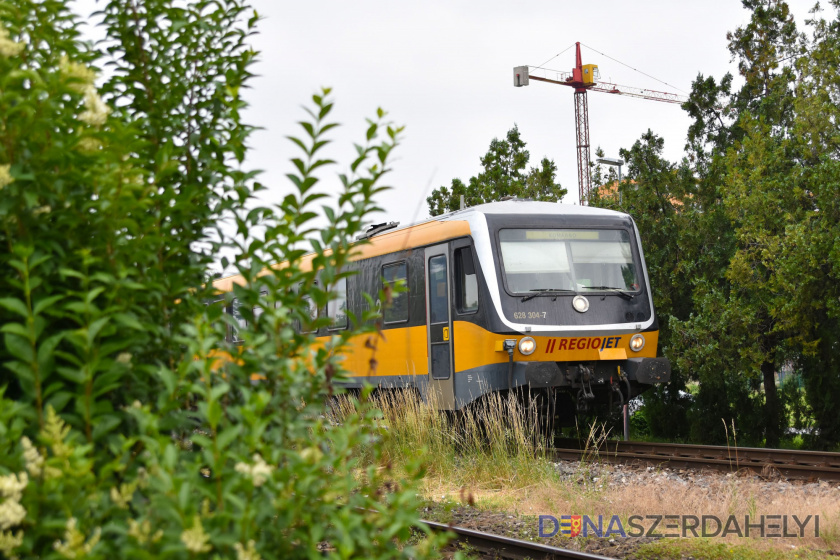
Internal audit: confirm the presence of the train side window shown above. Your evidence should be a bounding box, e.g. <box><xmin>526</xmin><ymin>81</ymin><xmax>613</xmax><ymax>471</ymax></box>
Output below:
<box><xmin>455</xmin><ymin>247</ymin><xmax>478</xmax><ymax>313</ymax></box>
<box><xmin>382</xmin><ymin>262</ymin><xmax>408</xmax><ymax>324</ymax></box>
<box><xmin>230</xmin><ymin>298</ymin><xmax>247</xmax><ymax>343</ymax></box>
<box><xmin>327</xmin><ymin>277</ymin><xmax>348</xmax><ymax>330</ymax></box>
<box><xmin>297</xmin><ymin>294</ymin><xmax>318</xmax><ymax>334</ymax></box>
<box><xmin>428</xmin><ymin>255</ymin><xmax>449</xmax><ymax>324</ymax></box>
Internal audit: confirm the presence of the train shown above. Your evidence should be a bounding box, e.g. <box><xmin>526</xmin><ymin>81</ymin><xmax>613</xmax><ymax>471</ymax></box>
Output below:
<box><xmin>213</xmin><ymin>199</ymin><xmax>670</xmax><ymax>421</ymax></box>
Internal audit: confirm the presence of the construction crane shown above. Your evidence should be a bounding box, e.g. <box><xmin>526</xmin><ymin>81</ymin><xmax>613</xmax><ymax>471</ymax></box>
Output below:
<box><xmin>514</xmin><ymin>42</ymin><xmax>689</xmax><ymax>204</ymax></box>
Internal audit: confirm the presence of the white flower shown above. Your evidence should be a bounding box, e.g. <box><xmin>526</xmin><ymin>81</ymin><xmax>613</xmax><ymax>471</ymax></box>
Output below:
<box><xmin>0</xmin><ymin>27</ymin><xmax>23</xmax><ymax>58</ymax></box>
<box><xmin>0</xmin><ymin>472</ymin><xmax>27</xmax><ymax>502</ymax></box>
<box><xmin>234</xmin><ymin>539</ymin><xmax>262</xmax><ymax>560</ymax></box>
<box><xmin>116</xmin><ymin>352</ymin><xmax>133</xmax><ymax>364</ymax></box>
<box><xmin>136</xmin><ymin>467</ymin><xmax>149</xmax><ymax>489</ymax></box>
<box><xmin>127</xmin><ymin>519</ymin><xmax>163</xmax><ymax>544</ymax></box>
<box><xmin>53</xmin><ymin>518</ymin><xmax>101</xmax><ymax>559</ymax></box>
<box><xmin>78</xmin><ymin>87</ymin><xmax>111</xmax><ymax>127</ymax></box>
<box><xmin>0</xmin><ymin>500</ymin><xmax>26</xmax><ymax>531</ymax></box>
<box><xmin>43</xmin><ymin>405</ymin><xmax>71</xmax><ymax>459</ymax></box>
<box><xmin>180</xmin><ymin>516</ymin><xmax>211</xmax><ymax>553</ymax></box>
<box><xmin>234</xmin><ymin>454</ymin><xmax>273</xmax><ymax>487</ymax></box>
<box><xmin>0</xmin><ymin>529</ymin><xmax>23</xmax><ymax>558</ymax></box>
<box><xmin>76</xmin><ymin>137</ymin><xmax>102</xmax><ymax>153</ymax></box>
<box><xmin>21</xmin><ymin>437</ymin><xmax>43</xmax><ymax>478</ymax></box>
<box><xmin>0</xmin><ymin>165</ymin><xmax>12</xmax><ymax>190</ymax></box>
<box><xmin>58</xmin><ymin>56</ymin><xmax>111</xmax><ymax>130</ymax></box>
<box><xmin>32</xmin><ymin>205</ymin><xmax>51</xmax><ymax>216</ymax></box>
<box><xmin>59</xmin><ymin>55</ymin><xmax>95</xmax><ymax>92</ymax></box>
<box><xmin>109</xmin><ymin>481</ymin><xmax>137</xmax><ymax>510</ymax></box>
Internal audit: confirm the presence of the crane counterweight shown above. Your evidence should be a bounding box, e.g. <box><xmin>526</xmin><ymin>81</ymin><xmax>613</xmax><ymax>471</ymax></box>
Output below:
<box><xmin>513</xmin><ymin>65</ymin><xmax>529</xmax><ymax>87</ymax></box>
<box><xmin>514</xmin><ymin>42</ymin><xmax>687</xmax><ymax>204</ymax></box>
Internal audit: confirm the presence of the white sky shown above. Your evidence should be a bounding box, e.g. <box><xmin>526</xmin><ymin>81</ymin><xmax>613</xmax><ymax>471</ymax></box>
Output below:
<box><xmin>73</xmin><ymin>0</ymin><xmax>819</xmax><ymax>228</ymax></box>
<box><xmin>242</xmin><ymin>0</ymin><xmax>818</xmax><ymax>226</ymax></box>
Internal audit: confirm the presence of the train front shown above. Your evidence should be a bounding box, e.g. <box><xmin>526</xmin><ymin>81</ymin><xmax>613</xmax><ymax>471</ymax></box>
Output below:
<box><xmin>453</xmin><ymin>201</ymin><xmax>670</xmax><ymax>416</ymax></box>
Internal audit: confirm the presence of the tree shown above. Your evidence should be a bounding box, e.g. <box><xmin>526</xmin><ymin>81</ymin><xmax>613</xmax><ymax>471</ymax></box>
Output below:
<box><xmin>426</xmin><ymin>126</ymin><xmax>566</xmax><ymax>216</ymax></box>
<box><xmin>774</xmin><ymin>0</ymin><xmax>840</xmax><ymax>447</ymax></box>
<box><xmin>667</xmin><ymin>0</ymin><xmax>804</xmax><ymax>446</ymax></box>
<box><xmin>594</xmin><ymin>0</ymin><xmax>840</xmax><ymax>448</ymax></box>
<box><xmin>0</xmin><ymin>1</ymin><xmax>446</xmax><ymax>557</ymax></box>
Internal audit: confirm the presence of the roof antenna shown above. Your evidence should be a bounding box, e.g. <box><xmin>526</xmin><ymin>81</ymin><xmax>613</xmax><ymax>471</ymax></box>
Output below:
<box><xmin>357</xmin><ymin>221</ymin><xmax>399</xmax><ymax>240</ymax></box>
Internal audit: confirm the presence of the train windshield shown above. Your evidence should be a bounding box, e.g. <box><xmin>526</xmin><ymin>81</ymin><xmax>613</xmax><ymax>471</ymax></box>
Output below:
<box><xmin>498</xmin><ymin>229</ymin><xmax>640</xmax><ymax>294</ymax></box>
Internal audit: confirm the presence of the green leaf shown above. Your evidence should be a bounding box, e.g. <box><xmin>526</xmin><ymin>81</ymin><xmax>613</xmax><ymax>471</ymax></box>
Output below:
<box><xmin>43</xmin><ymin>382</ymin><xmax>65</xmax><ymax>398</ymax></box>
<box><xmin>56</xmin><ymin>366</ymin><xmax>86</xmax><ymax>384</ymax></box>
<box><xmin>4</xmin><ymin>333</ymin><xmax>33</xmax><ymax>363</ymax></box>
<box><xmin>58</xmin><ymin>268</ymin><xmax>85</xmax><ymax>280</ymax></box>
<box><xmin>85</xmin><ymin>287</ymin><xmax>106</xmax><ymax>305</ymax></box>
<box><xmin>210</xmin><ymin>382</ymin><xmax>230</xmax><ymax>402</ymax></box>
<box><xmin>92</xmin><ymin>413</ymin><xmax>122</xmax><ymax>441</ymax></box>
<box><xmin>33</xmin><ymin>295</ymin><xmax>64</xmax><ymax>316</ymax></box>
<box><xmin>4</xmin><ymin>360</ymin><xmax>33</xmax><ymax>383</ymax></box>
<box><xmin>216</xmin><ymin>425</ymin><xmax>242</xmax><ymax>451</ymax></box>
<box><xmin>156</xmin><ymin>367</ymin><xmax>177</xmax><ymax>396</ymax></box>
<box><xmin>37</xmin><ymin>333</ymin><xmax>64</xmax><ymax>370</ymax></box>
<box><xmin>46</xmin><ymin>391</ymin><xmax>74</xmax><ymax>414</ymax></box>
<box><xmin>87</xmin><ymin>316</ymin><xmax>111</xmax><ymax>342</ymax></box>
<box><xmin>0</xmin><ymin>323</ymin><xmax>30</xmax><ymax>338</ymax></box>
<box><xmin>178</xmin><ymin>481</ymin><xmax>192</xmax><ymax>511</ymax></box>
<box><xmin>113</xmin><ymin>313</ymin><xmax>144</xmax><ymax>331</ymax></box>
<box><xmin>163</xmin><ymin>444</ymin><xmax>177</xmax><ymax>470</ymax></box>
<box><xmin>190</xmin><ymin>434</ymin><xmax>213</xmax><ymax>450</ymax></box>
<box><xmin>207</xmin><ymin>400</ymin><xmax>222</xmax><ymax>430</ymax></box>
<box><xmin>0</xmin><ymin>298</ymin><xmax>29</xmax><ymax>319</ymax></box>
<box><xmin>93</xmin><ymin>370</ymin><xmax>124</xmax><ymax>397</ymax></box>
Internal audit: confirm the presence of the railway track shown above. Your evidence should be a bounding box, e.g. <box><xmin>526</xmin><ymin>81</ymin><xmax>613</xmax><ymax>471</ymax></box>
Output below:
<box><xmin>423</xmin><ymin>519</ymin><xmax>616</xmax><ymax>560</ymax></box>
<box><xmin>552</xmin><ymin>438</ymin><xmax>840</xmax><ymax>482</ymax></box>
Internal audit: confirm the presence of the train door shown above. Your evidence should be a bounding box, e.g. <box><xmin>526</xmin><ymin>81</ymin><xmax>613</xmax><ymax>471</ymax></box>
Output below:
<box><xmin>424</xmin><ymin>244</ymin><xmax>455</xmax><ymax>410</ymax></box>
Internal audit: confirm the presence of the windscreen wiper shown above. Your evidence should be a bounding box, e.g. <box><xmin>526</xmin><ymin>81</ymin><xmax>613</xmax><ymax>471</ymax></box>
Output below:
<box><xmin>521</xmin><ymin>288</ymin><xmax>576</xmax><ymax>303</ymax></box>
<box><xmin>579</xmin><ymin>285</ymin><xmax>636</xmax><ymax>300</ymax></box>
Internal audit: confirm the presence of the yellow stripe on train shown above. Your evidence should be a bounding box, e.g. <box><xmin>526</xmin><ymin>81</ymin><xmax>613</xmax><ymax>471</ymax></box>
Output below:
<box><xmin>334</xmin><ymin>322</ymin><xmax>658</xmax><ymax>377</ymax></box>
<box><xmin>206</xmin><ymin>322</ymin><xmax>659</xmax><ymax>380</ymax></box>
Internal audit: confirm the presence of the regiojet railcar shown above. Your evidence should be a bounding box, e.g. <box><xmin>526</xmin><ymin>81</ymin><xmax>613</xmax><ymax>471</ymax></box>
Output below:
<box><xmin>215</xmin><ymin>199</ymin><xmax>671</xmax><ymax>417</ymax></box>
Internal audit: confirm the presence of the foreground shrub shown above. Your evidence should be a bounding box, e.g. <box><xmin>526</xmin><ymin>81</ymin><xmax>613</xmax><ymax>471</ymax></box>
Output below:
<box><xmin>0</xmin><ymin>1</ymin><xmax>445</xmax><ymax>558</ymax></box>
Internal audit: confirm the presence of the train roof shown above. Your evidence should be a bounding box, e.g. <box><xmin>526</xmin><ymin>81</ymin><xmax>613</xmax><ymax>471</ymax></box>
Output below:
<box><xmin>373</xmin><ymin>199</ymin><xmax>631</xmax><ymax>238</ymax></box>
<box><xmin>437</xmin><ymin>199</ymin><xmax>628</xmax><ymax>220</ymax></box>
<box><xmin>211</xmin><ymin>200</ymin><xmax>631</xmax><ymax>291</ymax></box>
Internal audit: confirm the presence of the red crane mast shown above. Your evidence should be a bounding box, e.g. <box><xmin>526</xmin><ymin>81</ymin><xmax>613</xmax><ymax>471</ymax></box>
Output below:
<box><xmin>514</xmin><ymin>42</ymin><xmax>688</xmax><ymax>204</ymax></box>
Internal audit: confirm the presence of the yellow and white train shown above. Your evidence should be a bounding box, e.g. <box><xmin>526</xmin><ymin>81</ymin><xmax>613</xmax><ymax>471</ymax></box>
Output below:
<box><xmin>214</xmin><ymin>199</ymin><xmax>670</xmax><ymax>418</ymax></box>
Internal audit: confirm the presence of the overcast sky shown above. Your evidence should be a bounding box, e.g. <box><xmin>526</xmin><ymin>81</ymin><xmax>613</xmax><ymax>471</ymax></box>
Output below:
<box><xmin>239</xmin><ymin>0</ymin><xmax>818</xmax><ymax>227</ymax></box>
<box><xmin>72</xmin><ymin>0</ymin><xmax>819</xmax><ymax>228</ymax></box>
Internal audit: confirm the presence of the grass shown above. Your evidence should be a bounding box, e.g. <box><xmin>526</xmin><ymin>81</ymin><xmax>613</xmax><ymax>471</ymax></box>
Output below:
<box><xmin>338</xmin><ymin>389</ymin><xmax>556</xmax><ymax>494</ymax></box>
<box><xmin>636</xmin><ymin>539</ymin><xmax>828</xmax><ymax>560</ymax></box>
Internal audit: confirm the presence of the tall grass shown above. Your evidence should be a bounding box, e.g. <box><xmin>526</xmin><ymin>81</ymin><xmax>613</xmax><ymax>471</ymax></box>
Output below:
<box><xmin>335</xmin><ymin>389</ymin><xmax>556</xmax><ymax>493</ymax></box>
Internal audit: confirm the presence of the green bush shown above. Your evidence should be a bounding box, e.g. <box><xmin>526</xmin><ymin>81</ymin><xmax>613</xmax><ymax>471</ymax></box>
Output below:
<box><xmin>0</xmin><ymin>1</ymin><xmax>446</xmax><ymax>558</ymax></box>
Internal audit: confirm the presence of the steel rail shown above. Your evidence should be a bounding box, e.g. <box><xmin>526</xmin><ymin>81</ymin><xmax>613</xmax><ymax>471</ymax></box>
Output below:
<box><xmin>423</xmin><ymin>519</ymin><xmax>616</xmax><ymax>560</ymax></box>
<box><xmin>553</xmin><ymin>438</ymin><xmax>840</xmax><ymax>481</ymax></box>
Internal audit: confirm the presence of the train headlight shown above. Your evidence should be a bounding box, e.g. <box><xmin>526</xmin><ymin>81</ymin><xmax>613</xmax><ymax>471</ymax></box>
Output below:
<box><xmin>572</xmin><ymin>295</ymin><xmax>589</xmax><ymax>313</ymax></box>
<box><xmin>630</xmin><ymin>334</ymin><xmax>646</xmax><ymax>352</ymax></box>
<box><xmin>518</xmin><ymin>337</ymin><xmax>536</xmax><ymax>356</ymax></box>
